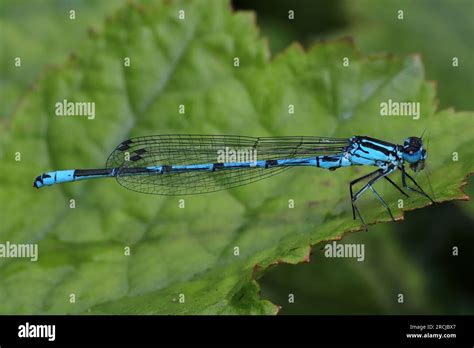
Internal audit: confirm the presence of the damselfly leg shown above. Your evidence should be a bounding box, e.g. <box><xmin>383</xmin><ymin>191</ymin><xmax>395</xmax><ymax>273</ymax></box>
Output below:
<box><xmin>400</xmin><ymin>165</ymin><xmax>435</xmax><ymax>203</ymax></box>
<box><xmin>383</xmin><ymin>176</ymin><xmax>409</xmax><ymax>198</ymax></box>
<box><xmin>350</xmin><ymin>167</ymin><xmax>397</xmax><ymax>228</ymax></box>
<box><xmin>349</xmin><ymin>169</ymin><xmax>382</xmax><ymax>220</ymax></box>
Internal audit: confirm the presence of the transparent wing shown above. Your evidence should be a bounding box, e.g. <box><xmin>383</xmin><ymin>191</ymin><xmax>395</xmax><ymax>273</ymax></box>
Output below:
<box><xmin>106</xmin><ymin>134</ymin><xmax>349</xmax><ymax>195</ymax></box>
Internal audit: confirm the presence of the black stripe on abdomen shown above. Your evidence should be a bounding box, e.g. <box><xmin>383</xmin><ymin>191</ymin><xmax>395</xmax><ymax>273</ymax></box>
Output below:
<box><xmin>74</xmin><ymin>169</ymin><xmax>115</xmax><ymax>177</ymax></box>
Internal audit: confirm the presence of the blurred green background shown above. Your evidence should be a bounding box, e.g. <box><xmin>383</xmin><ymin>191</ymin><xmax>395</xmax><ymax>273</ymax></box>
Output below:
<box><xmin>1</xmin><ymin>0</ymin><xmax>473</xmax><ymax>314</ymax></box>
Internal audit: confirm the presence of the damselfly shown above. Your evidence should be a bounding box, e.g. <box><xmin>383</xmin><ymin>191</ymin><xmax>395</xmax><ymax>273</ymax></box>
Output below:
<box><xmin>33</xmin><ymin>135</ymin><xmax>435</xmax><ymax>226</ymax></box>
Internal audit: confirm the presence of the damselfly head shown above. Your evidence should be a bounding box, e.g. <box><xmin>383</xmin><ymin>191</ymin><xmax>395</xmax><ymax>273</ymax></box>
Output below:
<box><xmin>402</xmin><ymin>136</ymin><xmax>427</xmax><ymax>172</ymax></box>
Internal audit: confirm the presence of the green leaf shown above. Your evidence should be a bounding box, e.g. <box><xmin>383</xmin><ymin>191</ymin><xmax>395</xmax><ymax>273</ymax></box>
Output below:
<box><xmin>0</xmin><ymin>0</ymin><xmax>472</xmax><ymax>314</ymax></box>
<box><xmin>0</xmin><ymin>0</ymin><xmax>127</xmax><ymax>118</ymax></box>
<box><xmin>342</xmin><ymin>0</ymin><xmax>474</xmax><ymax>111</ymax></box>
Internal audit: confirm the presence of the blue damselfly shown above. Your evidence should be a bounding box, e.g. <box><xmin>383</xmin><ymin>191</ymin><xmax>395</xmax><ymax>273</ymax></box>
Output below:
<box><xmin>33</xmin><ymin>135</ymin><xmax>434</xmax><ymax>226</ymax></box>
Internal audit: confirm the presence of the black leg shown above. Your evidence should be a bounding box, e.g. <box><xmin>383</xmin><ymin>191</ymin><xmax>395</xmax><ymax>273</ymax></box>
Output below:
<box><xmin>383</xmin><ymin>176</ymin><xmax>409</xmax><ymax>198</ymax></box>
<box><xmin>352</xmin><ymin>175</ymin><xmax>382</xmax><ymax>229</ymax></box>
<box><xmin>349</xmin><ymin>169</ymin><xmax>382</xmax><ymax>220</ymax></box>
<box><xmin>400</xmin><ymin>165</ymin><xmax>435</xmax><ymax>203</ymax></box>
<box><xmin>352</xmin><ymin>171</ymin><xmax>386</xmax><ymax>229</ymax></box>
<box><xmin>352</xmin><ymin>201</ymin><xmax>367</xmax><ymax>230</ymax></box>
<box><xmin>368</xmin><ymin>185</ymin><xmax>395</xmax><ymax>221</ymax></box>
<box><xmin>352</xmin><ymin>167</ymin><xmax>398</xmax><ymax>227</ymax></box>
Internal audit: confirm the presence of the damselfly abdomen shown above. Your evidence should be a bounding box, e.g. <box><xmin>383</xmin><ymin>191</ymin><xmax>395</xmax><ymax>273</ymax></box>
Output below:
<box><xmin>33</xmin><ymin>134</ymin><xmax>434</xmax><ymax>226</ymax></box>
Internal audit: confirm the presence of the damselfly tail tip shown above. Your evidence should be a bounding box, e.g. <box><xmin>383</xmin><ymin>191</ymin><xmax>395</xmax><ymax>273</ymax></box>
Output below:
<box><xmin>33</xmin><ymin>176</ymin><xmax>42</xmax><ymax>189</ymax></box>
